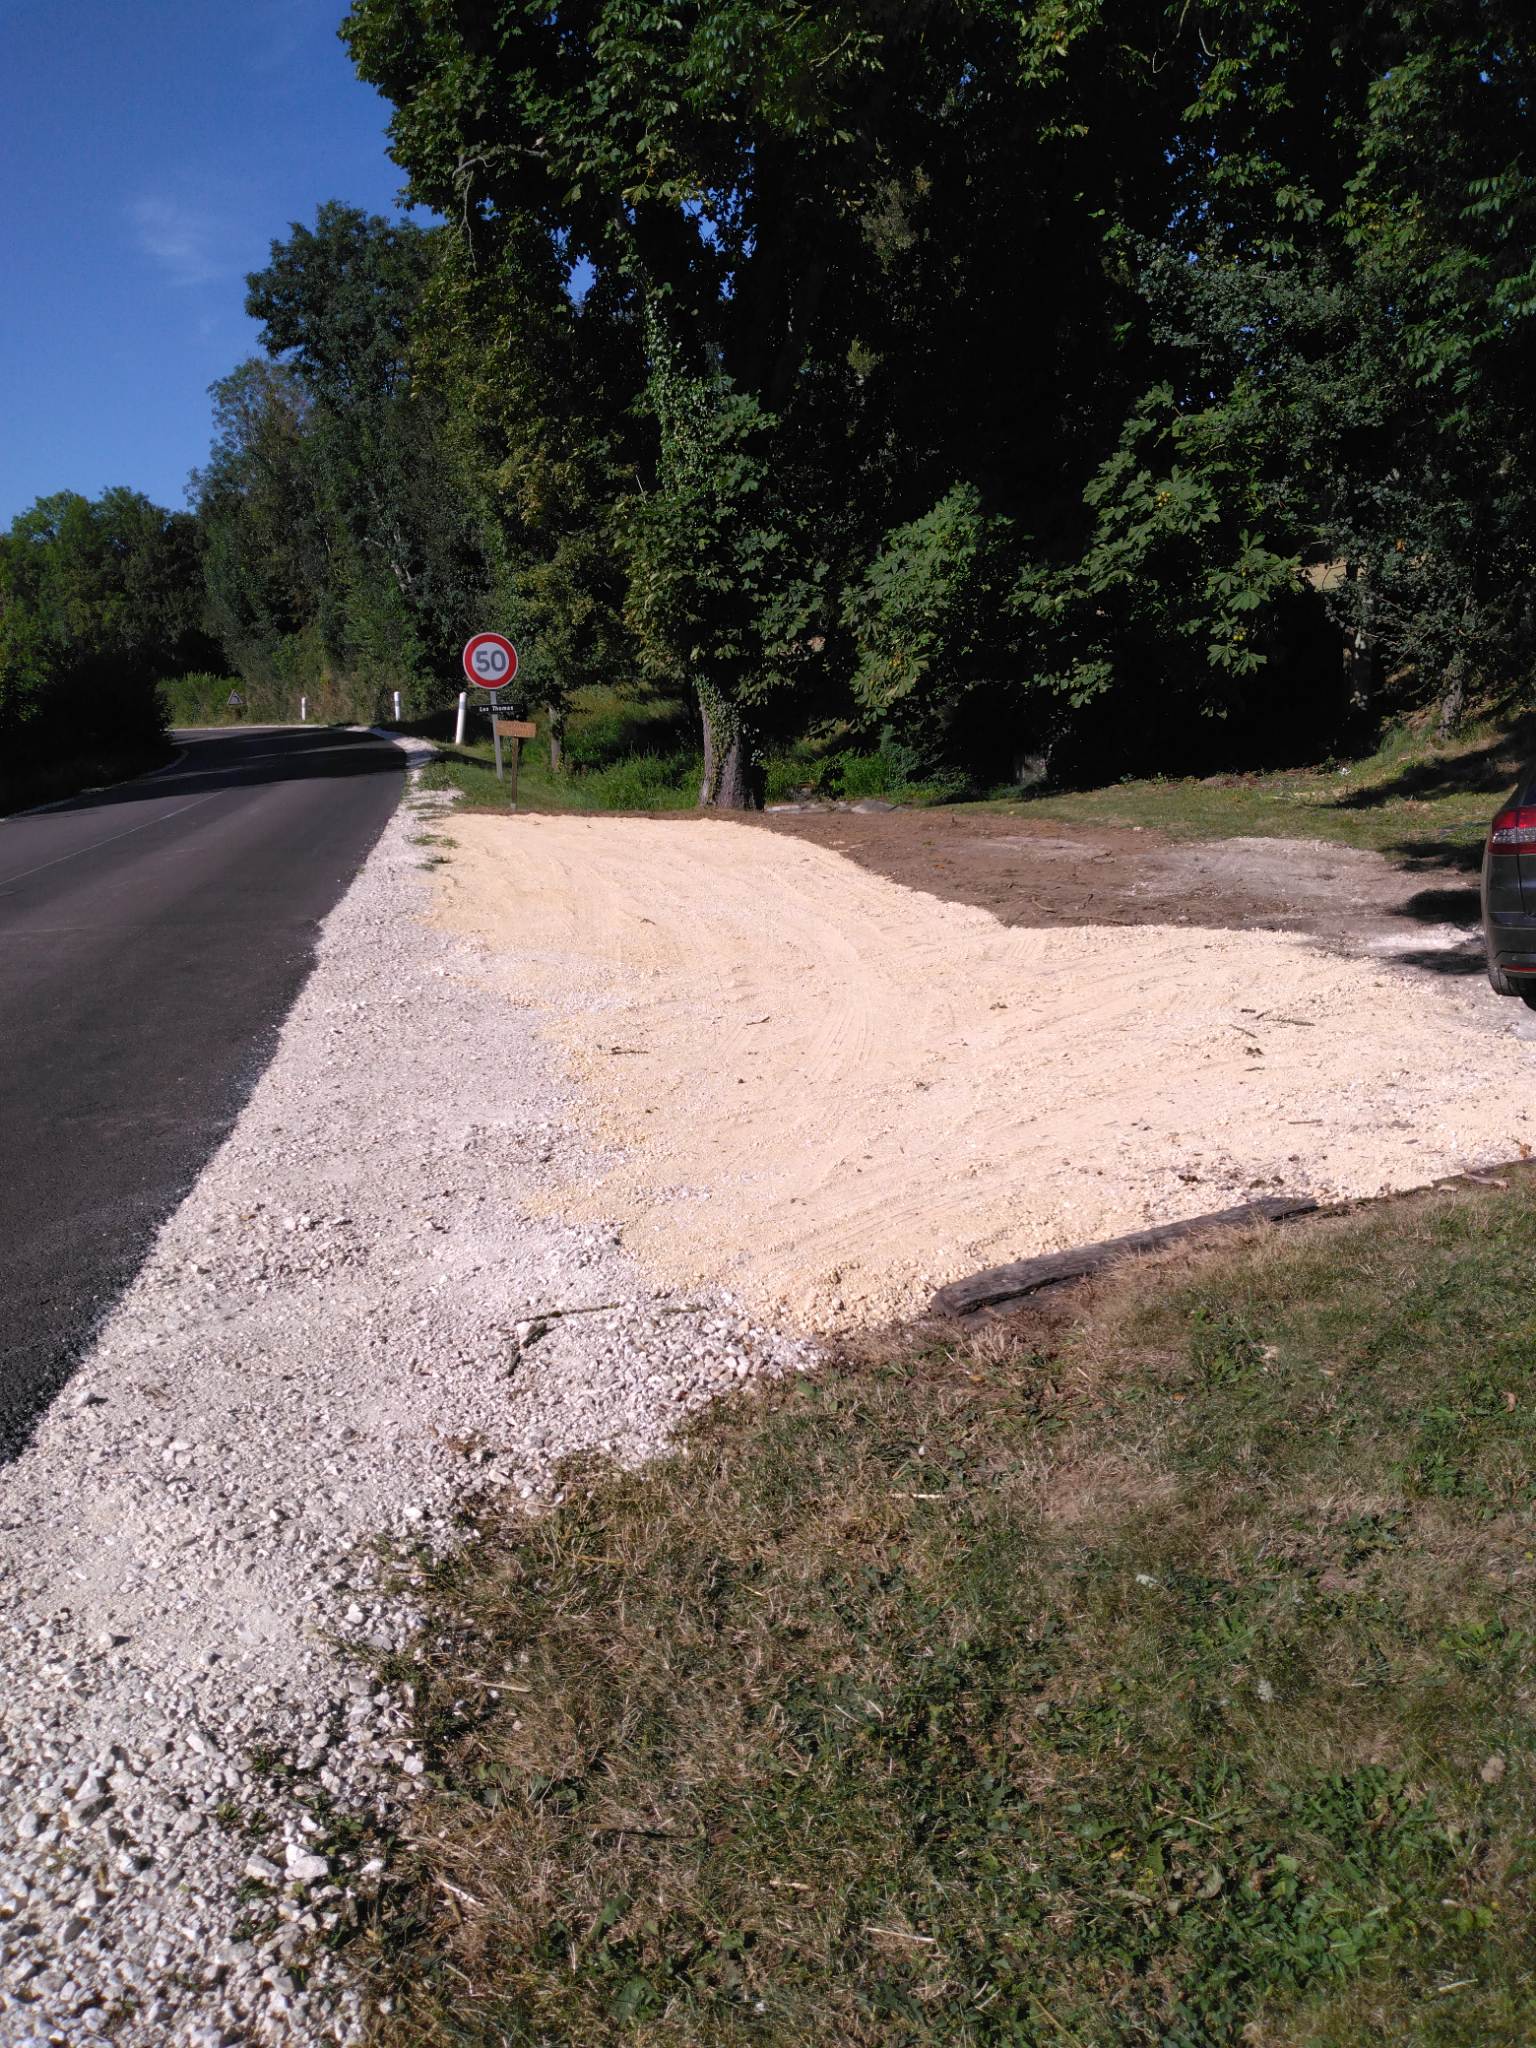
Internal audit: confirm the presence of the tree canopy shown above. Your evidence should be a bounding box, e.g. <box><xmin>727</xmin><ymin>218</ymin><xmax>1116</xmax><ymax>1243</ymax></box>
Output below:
<box><xmin>331</xmin><ymin>0</ymin><xmax>1536</xmax><ymax>795</ymax></box>
<box><xmin>0</xmin><ymin>488</ymin><xmax>213</xmax><ymax>798</ymax></box>
<box><xmin>8</xmin><ymin>2</ymin><xmax>1536</xmax><ymax>805</ymax></box>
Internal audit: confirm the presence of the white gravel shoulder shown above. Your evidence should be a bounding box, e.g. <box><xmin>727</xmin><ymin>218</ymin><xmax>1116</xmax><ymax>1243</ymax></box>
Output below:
<box><xmin>0</xmin><ymin>747</ymin><xmax>813</xmax><ymax>2047</ymax></box>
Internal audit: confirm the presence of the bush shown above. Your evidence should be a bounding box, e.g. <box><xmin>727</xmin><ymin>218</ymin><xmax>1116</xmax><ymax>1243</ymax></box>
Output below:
<box><xmin>765</xmin><ymin>738</ymin><xmax>973</xmax><ymax>807</ymax></box>
<box><xmin>579</xmin><ymin>750</ymin><xmax>702</xmax><ymax>809</ymax></box>
<box><xmin>0</xmin><ymin>489</ymin><xmax>205</xmax><ymax>797</ymax></box>
<box><xmin>156</xmin><ymin>673</ymin><xmax>255</xmax><ymax>725</ymax></box>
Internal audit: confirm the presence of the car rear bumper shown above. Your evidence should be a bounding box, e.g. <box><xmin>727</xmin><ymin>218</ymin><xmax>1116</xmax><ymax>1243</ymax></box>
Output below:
<box><xmin>1485</xmin><ymin>912</ymin><xmax>1536</xmax><ymax>974</ymax></box>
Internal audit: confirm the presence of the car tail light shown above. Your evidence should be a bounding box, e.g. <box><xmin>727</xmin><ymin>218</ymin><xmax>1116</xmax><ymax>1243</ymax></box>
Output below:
<box><xmin>1488</xmin><ymin>807</ymin><xmax>1536</xmax><ymax>852</ymax></box>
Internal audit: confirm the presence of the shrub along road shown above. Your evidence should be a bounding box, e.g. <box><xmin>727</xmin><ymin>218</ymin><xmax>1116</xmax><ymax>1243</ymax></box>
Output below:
<box><xmin>0</xmin><ymin>725</ymin><xmax>403</xmax><ymax>1451</ymax></box>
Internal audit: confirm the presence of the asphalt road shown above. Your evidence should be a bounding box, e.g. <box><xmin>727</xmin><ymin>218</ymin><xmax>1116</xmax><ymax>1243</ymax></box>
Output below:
<box><xmin>0</xmin><ymin>725</ymin><xmax>405</xmax><ymax>1452</ymax></box>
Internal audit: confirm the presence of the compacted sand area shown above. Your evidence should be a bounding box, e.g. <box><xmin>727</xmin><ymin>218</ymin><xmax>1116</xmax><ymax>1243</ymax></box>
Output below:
<box><xmin>437</xmin><ymin>812</ymin><xmax>1536</xmax><ymax>1326</ymax></box>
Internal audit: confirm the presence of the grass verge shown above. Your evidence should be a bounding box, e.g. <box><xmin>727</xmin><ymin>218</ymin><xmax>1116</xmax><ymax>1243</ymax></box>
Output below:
<box><xmin>419</xmin><ymin>738</ymin><xmax>703</xmax><ymax>815</ymax></box>
<box><xmin>993</xmin><ymin>711</ymin><xmax>1533</xmax><ymax>863</ymax></box>
<box><xmin>417</xmin><ymin>687</ymin><xmax>702</xmax><ymax>814</ymax></box>
<box><xmin>357</xmin><ymin>1178</ymin><xmax>1536</xmax><ymax>2045</ymax></box>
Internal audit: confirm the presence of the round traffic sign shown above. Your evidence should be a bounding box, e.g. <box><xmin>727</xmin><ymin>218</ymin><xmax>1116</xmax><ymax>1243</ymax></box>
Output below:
<box><xmin>462</xmin><ymin>632</ymin><xmax>519</xmax><ymax>690</ymax></box>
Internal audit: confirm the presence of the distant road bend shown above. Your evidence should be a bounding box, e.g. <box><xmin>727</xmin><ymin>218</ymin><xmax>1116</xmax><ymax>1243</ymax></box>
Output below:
<box><xmin>0</xmin><ymin>725</ymin><xmax>404</xmax><ymax>1452</ymax></box>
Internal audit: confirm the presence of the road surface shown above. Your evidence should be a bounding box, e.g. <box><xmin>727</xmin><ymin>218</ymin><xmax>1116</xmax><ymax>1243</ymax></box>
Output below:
<box><xmin>0</xmin><ymin>726</ymin><xmax>404</xmax><ymax>1452</ymax></box>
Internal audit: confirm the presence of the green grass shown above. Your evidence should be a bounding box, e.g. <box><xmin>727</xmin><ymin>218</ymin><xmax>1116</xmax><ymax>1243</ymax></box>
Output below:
<box><xmin>424</xmin><ymin>693</ymin><xmax>1531</xmax><ymax>855</ymax></box>
<box><xmin>987</xmin><ymin>711</ymin><xmax>1534</xmax><ymax>863</ymax></box>
<box><xmin>419</xmin><ymin>686</ymin><xmax>702</xmax><ymax>813</ymax></box>
<box><xmin>420</xmin><ymin>737</ymin><xmax>703</xmax><ymax>813</ymax></box>
<box><xmin>424</xmin><ymin>689</ymin><xmax>973</xmax><ymax>814</ymax></box>
<box><xmin>357</xmin><ymin>1177</ymin><xmax>1536</xmax><ymax>2046</ymax></box>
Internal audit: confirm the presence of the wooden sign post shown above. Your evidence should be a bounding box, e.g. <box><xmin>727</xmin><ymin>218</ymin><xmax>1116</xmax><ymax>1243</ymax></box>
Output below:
<box><xmin>494</xmin><ymin>716</ymin><xmax>537</xmax><ymax>809</ymax></box>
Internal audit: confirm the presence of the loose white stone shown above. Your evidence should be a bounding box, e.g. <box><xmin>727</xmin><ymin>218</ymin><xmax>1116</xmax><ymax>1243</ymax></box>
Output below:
<box><xmin>0</xmin><ymin>743</ymin><xmax>815</xmax><ymax>2045</ymax></box>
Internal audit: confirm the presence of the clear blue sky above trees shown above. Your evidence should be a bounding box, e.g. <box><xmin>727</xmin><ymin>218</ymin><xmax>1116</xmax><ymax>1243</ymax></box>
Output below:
<box><xmin>0</xmin><ymin>0</ymin><xmax>411</xmax><ymax>523</ymax></box>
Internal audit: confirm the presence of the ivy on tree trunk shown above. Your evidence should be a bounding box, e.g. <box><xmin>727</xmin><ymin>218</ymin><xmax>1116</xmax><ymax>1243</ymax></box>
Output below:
<box><xmin>697</xmin><ymin>685</ymin><xmax>760</xmax><ymax>810</ymax></box>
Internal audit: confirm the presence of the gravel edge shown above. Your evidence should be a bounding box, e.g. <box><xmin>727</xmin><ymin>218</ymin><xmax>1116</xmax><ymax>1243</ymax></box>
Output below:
<box><xmin>0</xmin><ymin>747</ymin><xmax>813</xmax><ymax>2046</ymax></box>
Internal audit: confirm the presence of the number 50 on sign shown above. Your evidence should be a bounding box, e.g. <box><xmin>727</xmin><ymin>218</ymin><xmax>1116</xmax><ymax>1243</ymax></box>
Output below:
<box><xmin>462</xmin><ymin>632</ymin><xmax>519</xmax><ymax>689</ymax></box>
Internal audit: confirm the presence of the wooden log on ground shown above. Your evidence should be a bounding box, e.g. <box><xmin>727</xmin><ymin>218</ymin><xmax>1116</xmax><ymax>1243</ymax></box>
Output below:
<box><xmin>931</xmin><ymin>1196</ymin><xmax>1319</xmax><ymax>1318</ymax></box>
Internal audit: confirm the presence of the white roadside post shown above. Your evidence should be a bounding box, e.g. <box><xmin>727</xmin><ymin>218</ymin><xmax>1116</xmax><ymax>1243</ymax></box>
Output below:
<box><xmin>393</xmin><ymin>689</ymin><xmax>402</xmax><ymax>724</ymax></box>
<box><xmin>461</xmin><ymin>633</ymin><xmax>521</xmax><ymax>783</ymax></box>
<box><xmin>454</xmin><ymin>692</ymin><xmax>467</xmax><ymax>746</ymax></box>
<box><xmin>300</xmin><ymin>694</ymin><xmax>308</xmax><ymax>723</ymax></box>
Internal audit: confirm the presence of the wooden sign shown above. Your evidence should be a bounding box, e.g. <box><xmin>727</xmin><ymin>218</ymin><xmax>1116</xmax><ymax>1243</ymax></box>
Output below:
<box><xmin>494</xmin><ymin>718</ymin><xmax>537</xmax><ymax>739</ymax></box>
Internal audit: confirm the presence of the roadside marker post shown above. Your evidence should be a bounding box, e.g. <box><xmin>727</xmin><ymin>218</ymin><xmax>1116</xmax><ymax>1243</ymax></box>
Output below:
<box><xmin>454</xmin><ymin>692</ymin><xmax>467</xmax><ymax>746</ymax></box>
<box><xmin>300</xmin><ymin>694</ymin><xmax>307</xmax><ymax>723</ymax></box>
<box><xmin>393</xmin><ymin>689</ymin><xmax>402</xmax><ymax>724</ymax></box>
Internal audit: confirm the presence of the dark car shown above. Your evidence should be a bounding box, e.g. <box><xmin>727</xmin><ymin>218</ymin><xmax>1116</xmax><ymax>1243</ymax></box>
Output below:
<box><xmin>1483</xmin><ymin>786</ymin><xmax>1536</xmax><ymax>1004</ymax></box>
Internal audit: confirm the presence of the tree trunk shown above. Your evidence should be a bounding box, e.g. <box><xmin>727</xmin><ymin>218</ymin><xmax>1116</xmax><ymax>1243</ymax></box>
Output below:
<box><xmin>1343</xmin><ymin>561</ymin><xmax>1376</xmax><ymax>712</ymax></box>
<box><xmin>697</xmin><ymin>686</ymin><xmax>761</xmax><ymax>809</ymax></box>
<box><xmin>1438</xmin><ymin>655</ymin><xmax>1467</xmax><ymax>737</ymax></box>
<box><xmin>1438</xmin><ymin>595</ymin><xmax>1477</xmax><ymax>736</ymax></box>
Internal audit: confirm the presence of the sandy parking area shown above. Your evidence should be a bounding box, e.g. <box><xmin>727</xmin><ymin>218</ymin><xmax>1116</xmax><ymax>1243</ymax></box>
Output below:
<box><xmin>437</xmin><ymin>813</ymin><xmax>1535</xmax><ymax>1325</ymax></box>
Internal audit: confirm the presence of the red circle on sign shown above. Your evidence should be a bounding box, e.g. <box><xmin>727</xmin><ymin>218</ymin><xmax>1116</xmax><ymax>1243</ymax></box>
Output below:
<box><xmin>463</xmin><ymin>632</ymin><xmax>519</xmax><ymax>689</ymax></box>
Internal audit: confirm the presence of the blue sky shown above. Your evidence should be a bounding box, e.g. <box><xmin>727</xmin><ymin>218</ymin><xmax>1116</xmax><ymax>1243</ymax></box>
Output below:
<box><xmin>0</xmin><ymin>0</ymin><xmax>414</xmax><ymax>524</ymax></box>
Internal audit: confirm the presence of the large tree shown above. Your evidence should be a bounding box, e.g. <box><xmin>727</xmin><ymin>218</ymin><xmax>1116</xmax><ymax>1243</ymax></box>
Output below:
<box><xmin>197</xmin><ymin>203</ymin><xmax>502</xmax><ymax>718</ymax></box>
<box><xmin>321</xmin><ymin>4</ymin><xmax>1536</xmax><ymax>787</ymax></box>
<box><xmin>341</xmin><ymin>0</ymin><xmax>1187</xmax><ymax>802</ymax></box>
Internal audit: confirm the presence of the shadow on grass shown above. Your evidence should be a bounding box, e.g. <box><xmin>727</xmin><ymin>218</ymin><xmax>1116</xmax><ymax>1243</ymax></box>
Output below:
<box><xmin>1333</xmin><ymin>722</ymin><xmax>1533</xmax><ymax>811</ymax></box>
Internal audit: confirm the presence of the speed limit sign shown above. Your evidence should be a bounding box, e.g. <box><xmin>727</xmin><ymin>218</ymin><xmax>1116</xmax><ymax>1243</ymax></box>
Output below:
<box><xmin>462</xmin><ymin>632</ymin><xmax>519</xmax><ymax>689</ymax></box>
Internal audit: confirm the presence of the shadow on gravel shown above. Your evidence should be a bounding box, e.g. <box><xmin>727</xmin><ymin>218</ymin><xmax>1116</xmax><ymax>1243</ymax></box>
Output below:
<box><xmin>1382</xmin><ymin>947</ymin><xmax>1488</xmax><ymax>977</ymax></box>
<box><xmin>1400</xmin><ymin>883</ymin><xmax>1481</xmax><ymax>923</ymax></box>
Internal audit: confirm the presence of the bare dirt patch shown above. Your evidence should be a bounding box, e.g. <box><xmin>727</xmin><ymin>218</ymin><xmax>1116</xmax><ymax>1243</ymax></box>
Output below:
<box><xmin>751</xmin><ymin>806</ymin><xmax>1484</xmax><ymax>974</ymax></box>
<box><xmin>436</xmin><ymin>813</ymin><xmax>1536</xmax><ymax>1327</ymax></box>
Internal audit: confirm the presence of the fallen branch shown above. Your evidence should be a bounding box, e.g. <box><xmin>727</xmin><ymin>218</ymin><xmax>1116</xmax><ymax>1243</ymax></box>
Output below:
<box><xmin>931</xmin><ymin>1197</ymin><xmax>1318</xmax><ymax>1317</ymax></box>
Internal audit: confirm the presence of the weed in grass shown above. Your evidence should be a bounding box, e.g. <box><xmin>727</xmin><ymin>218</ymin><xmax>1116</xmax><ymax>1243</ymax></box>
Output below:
<box><xmin>1188</xmin><ymin>1303</ymin><xmax>1267</xmax><ymax>1387</ymax></box>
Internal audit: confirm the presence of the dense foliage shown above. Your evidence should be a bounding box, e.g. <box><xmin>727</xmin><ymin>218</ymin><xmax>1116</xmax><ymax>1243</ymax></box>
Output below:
<box><xmin>192</xmin><ymin>202</ymin><xmax>502</xmax><ymax>725</ymax></box>
<box><xmin>7</xmin><ymin>2</ymin><xmax>1536</xmax><ymax>806</ymax></box>
<box><xmin>0</xmin><ymin>489</ymin><xmax>213</xmax><ymax>804</ymax></box>
<box><xmin>334</xmin><ymin>0</ymin><xmax>1536</xmax><ymax>796</ymax></box>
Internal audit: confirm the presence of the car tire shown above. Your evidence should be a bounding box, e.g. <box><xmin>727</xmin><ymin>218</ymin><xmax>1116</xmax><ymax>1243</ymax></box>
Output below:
<box><xmin>1489</xmin><ymin>958</ymin><xmax>1520</xmax><ymax>995</ymax></box>
<box><xmin>1492</xmin><ymin>964</ymin><xmax>1536</xmax><ymax>1008</ymax></box>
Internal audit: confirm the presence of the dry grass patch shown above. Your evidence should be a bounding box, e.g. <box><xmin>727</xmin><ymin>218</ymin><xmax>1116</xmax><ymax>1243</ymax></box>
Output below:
<box><xmin>358</xmin><ymin>1182</ymin><xmax>1536</xmax><ymax>2046</ymax></box>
